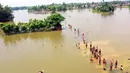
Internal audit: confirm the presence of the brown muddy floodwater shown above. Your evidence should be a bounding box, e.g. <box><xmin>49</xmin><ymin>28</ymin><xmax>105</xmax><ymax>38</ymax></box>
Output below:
<box><xmin>0</xmin><ymin>8</ymin><xmax>130</xmax><ymax>73</ymax></box>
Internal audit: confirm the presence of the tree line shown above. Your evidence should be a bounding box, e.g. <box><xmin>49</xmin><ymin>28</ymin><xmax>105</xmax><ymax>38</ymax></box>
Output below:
<box><xmin>28</xmin><ymin>2</ymin><xmax>88</xmax><ymax>13</ymax></box>
<box><xmin>9</xmin><ymin>1</ymin><xmax>130</xmax><ymax>13</ymax></box>
<box><xmin>11</xmin><ymin>6</ymin><xmax>28</xmax><ymax>10</ymax></box>
<box><xmin>10</xmin><ymin>1</ymin><xmax>130</xmax><ymax>11</ymax></box>
<box><xmin>1</xmin><ymin>13</ymin><xmax>65</xmax><ymax>35</ymax></box>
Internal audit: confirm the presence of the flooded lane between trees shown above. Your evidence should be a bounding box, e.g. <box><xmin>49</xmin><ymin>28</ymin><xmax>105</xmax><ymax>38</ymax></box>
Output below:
<box><xmin>0</xmin><ymin>8</ymin><xmax>130</xmax><ymax>73</ymax></box>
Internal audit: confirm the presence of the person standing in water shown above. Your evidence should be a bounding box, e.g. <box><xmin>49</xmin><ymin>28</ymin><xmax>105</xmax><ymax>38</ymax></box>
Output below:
<box><xmin>92</xmin><ymin>46</ymin><xmax>95</xmax><ymax>55</ymax></box>
<box><xmin>83</xmin><ymin>39</ymin><xmax>85</xmax><ymax>44</ymax></box>
<box><xmin>94</xmin><ymin>51</ymin><xmax>96</xmax><ymax>59</ymax></box>
<box><xmin>90</xmin><ymin>46</ymin><xmax>92</xmax><ymax>52</ymax></box>
<box><xmin>99</xmin><ymin>49</ymin><xmax>102</xmax><ymax>56</ymax></box>
<box><xmin>77</xmin><ymin>28</ymin><xmax>80</xmax><ymax>36</ymax></box>
<box><xmin>96</xmin><ymin>46</ymin><xmax>98</xmax><ymax>52</ymax></box>
<box><xmin>91</xmin><ymin>46</ymin><xmax>94</xmax><ymax>54</ymax></box>
<box><xmin>86</xmin><ymin>42</ymin><xmax>88</xmax><ymax>48</ymax></box>
<box><xmin>82</xmin><ymin>33</ymin><xmax>85</xmax><ymax>41</ymax></box>
<box><xmin>103</xmin><ymin>58</ymin><xmax>107</xmax><ymax>66</ymax></box>
<box><xmin>115</xmin><ymin>60</ymin><xmax>118</xmax><ymax>68</ymax></box>
<box><xmin>77</xmin><ymin>42</ymin><xmax>80</xmax><ymax>49</ymax></box>
<box><xmin>99</xmin><ymin>55</ymin><xmax>102</xmax><ymax>65</ymax></box>
<box><xmin>110</xmin><ymin>60</ymin><xmax>113</xmax><ymax>71</ymax></box>
<box><xmin>74</xmin><ymin>28</ymin><xmax>76</xmax><ymax>34</ymax></box>
<box><xmin>103</xmin><ymin>58</ymin><xmax>107</xmax><ymax>71</ymax></box>
<box><xmin>95</xmin><ymin>46</ymin><xmax>98</xmax><ymax>59</ymax></box>
<box><xmin>90</xmin><ymin>42</ymin><xmax>92</xmax><ymax>48</ymax></box>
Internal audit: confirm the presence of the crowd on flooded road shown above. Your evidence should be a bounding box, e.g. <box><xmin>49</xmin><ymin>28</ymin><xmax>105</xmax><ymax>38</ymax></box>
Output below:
<box><xmin>68</xmin><ymin>24</ymin><xmax>129</xmax><ymax>73</ymax></box>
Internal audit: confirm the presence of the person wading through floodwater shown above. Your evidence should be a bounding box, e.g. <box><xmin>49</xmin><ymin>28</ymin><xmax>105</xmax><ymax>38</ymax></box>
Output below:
<box><xmin>115</xmin><ymin>60</ymin><xmax>118</xmax><ymax>69</ymax></box>
<box><xmin>99</xmin><ymin>55</ymin><xmax>101</xmax><ymax>65</ymax></box>
<box><xmin>103</xmin><ymin>58</ymin><xmax>107</xmax><ymax>70</ymax></box>
<box><xmin>82</xmin><ymin>33</ymin><xmax>85</xmax><ymax>44</ymax></box>
<box><xmin>77</xmin><ymin>28</ymin><xmax>80</xmax><ymax>36</ymax></box>
<box><xmin>92</xmin><ymin>46</ymin><xmax>95</xmax><ymax>55</ymax></box>
<box><xmin>86</xmin><ymin>42</ymin><xmax>88</xmax><ymax>48</ymax></box>
<box><xmin>95</xmin><ymin>46</ymin><xmax>98</xmax><ymax>59</ymax></box>
<box><xmin>103</xmin><ymin>58</ymin><xmax>107</xmax><ymax>66</ymax></box>
<box><xmin>82</xmin><ymin>33</ymin><xmax>85</xmax><ymax>42</ymax></box>
<box><xmin>96</xmin><ymin>46</ymin><xmax>98</xmax><ymax>52</ymax></box>
<box><xmin>90</xmin><ymin>42</ymin><xmax>92</xmax><ymax>48</ymax></box>
<box><xmin>94</xmin><ymin>51</ymin><xmax>96</xmax><ymax>59</ymax></box>
<box><xmin>110</xmin><ymin>60</ymin><xmax>113</xmax><ymax>71</ymax></box>
<box><xmin>83</xmin><ymin>39</ymin><xmax>85</xmax><ymax>44</ymax></box>
<box><xmin>78</xmin><ymin>42</ymin><xmax>80</xmax><ymax>49</ymax></box>
<box><xmin>91</xmin><ymin>46</ymin><xmax>94</xmax><ymax>55</ymax></box>
<box><xmin>99</xmin><ymin>49</ymin><xmax>102</xmax><ymax>56</ymax></box>
<box><xmin>90</xmin><ymin>46</ymin><xmax>92</xmax><ymax>52</ymax></box>
<box><xmin>74</xmin><ymin>28</ymin><xmax>76</xmax><ymax>34</ymax></box>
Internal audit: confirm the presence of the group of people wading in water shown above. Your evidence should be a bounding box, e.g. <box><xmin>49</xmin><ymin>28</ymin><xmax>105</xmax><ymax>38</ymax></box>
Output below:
<box><xmin>39</xmin><ymin>24</ymin><xmax>129</xmax><ymax>73</ymax></box>
<box><xmin>68</xmin><ymin>24</ymin><xmax>128</xmax><ymax>73</ymax></box>
<box><xmin>88</xmin><ymin>43</ymin><xmax>124</xmax><ymax>71</ymax></box>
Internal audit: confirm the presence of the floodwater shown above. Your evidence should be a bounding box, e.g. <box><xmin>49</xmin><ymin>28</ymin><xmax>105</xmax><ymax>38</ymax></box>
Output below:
<box><xmin>0</xmin><ymin>8</ymin><xmax>130</xmax><ymax>73</ymax></box>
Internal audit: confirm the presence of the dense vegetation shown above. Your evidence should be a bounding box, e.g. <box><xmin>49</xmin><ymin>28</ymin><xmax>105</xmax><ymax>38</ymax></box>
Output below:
<box><xmin>1</xmin><ymin>13</ymin><xmax>65</xmax><ymax>35</ymax></box>
<box><xmin>92</xmin><ymin>2</ymin><xmax>115</xmax><ymax>13</ymax></box>
<box><xmin>28</xmin><ymin>3</ymin><xmax>88</xmax><ymax>13</ymax></box>
<box><xmin>0</xmin><ymin>4</ymin><xmax>14</xmax><ymax>22</ymax></box>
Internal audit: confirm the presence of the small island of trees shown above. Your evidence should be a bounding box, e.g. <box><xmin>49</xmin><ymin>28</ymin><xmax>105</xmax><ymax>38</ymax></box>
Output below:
<box><xmin>1</xmin><ymin>13</ymin><xmax>65</xmax><ymax>35</ymax></box>
<box><xmin>0</xmin><ymin>4</ymin><xmax>14</xmax><ymax>22</ymax></box>
<box><xmin>92</xmin><ymin>2</ymin><xmax>115</xmax><ymax>13</ymax></box>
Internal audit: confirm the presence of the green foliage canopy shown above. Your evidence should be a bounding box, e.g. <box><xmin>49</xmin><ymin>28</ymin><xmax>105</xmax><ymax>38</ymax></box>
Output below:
<box><xmin>0</xmin><ymin>4</ymin><xmax>14</xmax><ymax>22</ymax></box>
<box><xmin>93</xmin><ymin>2</ymin><xmax>115</xmax><ymax>12</ymax></box>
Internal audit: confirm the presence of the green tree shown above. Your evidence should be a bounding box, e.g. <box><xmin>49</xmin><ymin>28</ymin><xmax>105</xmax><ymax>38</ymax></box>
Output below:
<box><xmin>46</xmin><ymin>13</ymin><xmax>65</xmax><ymax>27</ymax></box>
<box><xmin>0</xmin><ymin>4</ymin><xmax>14</xmax><ymax>22</ymax></box>
<box><xmin>93</xmin><ymin>2</ymin><xmax>115</xmax><ymax>12</ymax></box>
